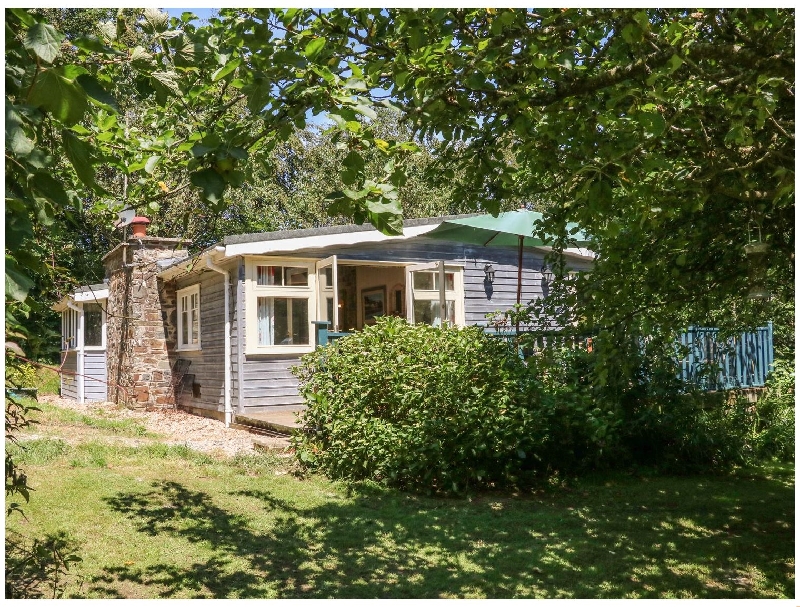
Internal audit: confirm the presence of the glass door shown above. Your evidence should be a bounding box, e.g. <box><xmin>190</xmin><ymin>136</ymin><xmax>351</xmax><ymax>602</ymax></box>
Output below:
<box><xmin>405</xmin><ymin>261</ymin><xmax>452</xmax><ymax>327</ymax></box>
<box><xmin>316</xmin><ymin>255</ymin><xmax>339</xmax><ymax>331</ymax></box>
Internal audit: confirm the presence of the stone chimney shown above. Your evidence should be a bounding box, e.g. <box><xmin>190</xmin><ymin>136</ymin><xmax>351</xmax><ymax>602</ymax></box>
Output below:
<box><xmin>103</xmin><ymin>225</ymin><xmax>191</xmax><ymax>408</ymax></box>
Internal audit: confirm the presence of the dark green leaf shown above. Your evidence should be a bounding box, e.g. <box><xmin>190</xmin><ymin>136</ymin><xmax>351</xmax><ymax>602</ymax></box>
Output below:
<box><xmin>62</xmin><ymin>129</ymin><xmax>96</xmax><ymax>188</ymax></box>
<box><xmin>24</xmin><ymin>22</ymin><xmax>64</xmax><ymax>64</ymax></box>
<box><xmin>5</xmin><ymin>102</ymin><xmax>34</xmax><ymax>156</ymax></box>
<box><xmin>5</xmin><ymin>257</ymin><xmax>35</xmax><ymax>302</ymax></box>
<box><xmin>28</xmin><ymin>67</ymin><xmax>88</xmax><ymax>126</ymax></box>
<box><xmin>31</xmin><ymin>172</ymin><xmax>69</xmax><ymax>208</ymax></box>
<box><xmin>9</xmin><ymin>8</ymin><xmax>36</xmax><ymax>27</ymax></box>
<box><xmin>76</xmin><ymin>74</ymin><xmax>119</xmax><ymax>113</ymax></box>
<box><xmin>190</xmin><ymin>167</ymin><xmax>226</xmax><ymax>205</ymax></box>
<box><xmin>72</xmin><ymin>36</ymin><xmax>124</xmax><ymax>56</ymax></box>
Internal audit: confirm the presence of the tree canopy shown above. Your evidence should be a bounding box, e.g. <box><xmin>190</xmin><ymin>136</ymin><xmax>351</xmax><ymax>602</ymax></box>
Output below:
<box><xmin>5</xmin><ymin>8</ymin><xmax>794</xmax><ymax>358</ymax></box>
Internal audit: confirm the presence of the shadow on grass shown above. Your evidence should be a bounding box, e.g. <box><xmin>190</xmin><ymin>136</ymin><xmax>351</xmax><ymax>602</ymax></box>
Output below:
<box><xmin>94</xmin><ymin>468</ymin><xmax>794</xmax><ymax>599</ymax></box>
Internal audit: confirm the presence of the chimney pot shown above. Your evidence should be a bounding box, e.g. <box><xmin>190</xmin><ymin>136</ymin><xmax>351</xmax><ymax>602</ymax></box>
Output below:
<box><xmin>130</xmin><ymin>216</ymin><xmax>151</xmax><ymax>238</ymax></box>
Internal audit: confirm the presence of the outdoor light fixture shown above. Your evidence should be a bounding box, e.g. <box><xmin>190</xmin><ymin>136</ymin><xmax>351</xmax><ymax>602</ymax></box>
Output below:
<box><xmin>483</xmin><ymin>263</ymin><xmax>495</xmax><ymax>283</ymax></box>
<box><xmin>541</xmin><ymin>264</ymin><xmax>554</xmax><ymax>282</ymax></box>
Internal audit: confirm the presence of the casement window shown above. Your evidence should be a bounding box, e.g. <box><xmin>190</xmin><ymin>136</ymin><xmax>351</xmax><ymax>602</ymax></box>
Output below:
<box><xmin>177</xmin><ymin>284</ymin><xmax>201</xmax><ymax>350</ymax></box>
<box><xmin>246</xmin><ymin>259</ymin><xmax>316</xmax><ymax>354</ymax></box>
<box><xmin>60</xmin><ymin>302</ymin><xmax>106</xmax><ymax>350</ymax></box>
<box><xmin>407</xmin><ymin>264</ymin><xmax>465</xmax><ymax>327</ymax></box>
<box><xmin>83</xmin><ymin>302</ymin><xmax>105</xmax><ymax>349</ymax></box>
<box><xmin>61</xmin><ymin>308</ymin><xmax>79</xmax><ymax>350</ymax></box>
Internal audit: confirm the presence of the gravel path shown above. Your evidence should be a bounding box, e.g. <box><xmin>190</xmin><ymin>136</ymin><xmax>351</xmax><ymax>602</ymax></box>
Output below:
<box><xmin>37</xmin><ymin>395</ymin><xmax>291</xmax><ymax>457</ymax></box>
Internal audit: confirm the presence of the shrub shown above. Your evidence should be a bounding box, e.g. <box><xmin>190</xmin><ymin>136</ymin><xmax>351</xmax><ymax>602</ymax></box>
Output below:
<box><xmin>292</xmin><ymin>316</ymin><xmax>545</xmax><ymax>494</ymax></box>
<box><xmin>752</xmin><ymin>358</ymin><xmax>795</xmax><ymax>461</ymax></box>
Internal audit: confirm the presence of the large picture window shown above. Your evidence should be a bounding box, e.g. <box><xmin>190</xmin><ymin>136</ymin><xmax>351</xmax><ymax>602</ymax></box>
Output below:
<box><xmin>246</xmin><ymin>259</ymin><xmax>315</xmax><ymax>354</ymax></box>
<box><xmin>177</xmin><ymin>284</ymin><xmax>201</xmax><ymax>350</ymax></box>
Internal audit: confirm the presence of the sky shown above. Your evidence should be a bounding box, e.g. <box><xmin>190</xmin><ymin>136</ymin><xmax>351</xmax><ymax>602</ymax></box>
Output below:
<box><xmin>164</xmin><ymin>7</ymin><xmax>217</xmax><ymax>23</ymax></box>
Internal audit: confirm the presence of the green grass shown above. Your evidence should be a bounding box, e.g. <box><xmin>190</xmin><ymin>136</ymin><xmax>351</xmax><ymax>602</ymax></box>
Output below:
<box><xmin>22</xmin><ymin>398</ymin><xmax>154</xmax><ymax>438</ymax></box>
<box><xmin>35</xmin><ymin>365</ymin><xmax>61</xmax><ymax>395</ymax></box>
<box><xmin>5</xmin><ymin>406</ymin><xmax>795</xmax><ymax>599</ymax></box>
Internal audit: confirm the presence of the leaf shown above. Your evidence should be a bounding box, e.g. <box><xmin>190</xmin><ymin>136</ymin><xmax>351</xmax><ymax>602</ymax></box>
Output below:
<box><xmin>366</xmin><ymin>196</ymin><xmax>403</xmax><ymax>235</ymax></box>
<box><xmin>130</xmin><ymin>46</ymin><xmax>155</xmax><ymax>67</ymax></box>
<box><xmin>24</xmin><ymin>22</ymin><xmax>64</xmax><ymax>64</ymax></box>
<box><xmin>151</xmin><ymin>71</ymin><xmax>182</xmax><ymax>105</ymax></box>
<box><xmin>5</xmin><ymin>102</ymin><xmax>34</xmax><ymax>156</ymax></box>
<box><xmin>190</xmin><ymin>167</ymin><xmax>226</xmax><ymax>205</ymax></box>
<box><xmin>62</xmin><ymin>129</ymin><xmax>96</xmax><ymax>188</ymax></box>
<box><xmin>639</xmin><ymin>112</ymin><xmax>665</xmax><ymax>138</ymax></box>
<box><xmin>212</xmin><ymin>57</ymin><xmax>241</xmax><ymax>82</ymax></box>
<box><xmin>243</xmin><ymin>75</ymin><xmax>272</xmax><ymax>114</ymax></box>
<box><xmin>354</xmin><ymin>102</ymin><xmax>377</xmax><ymax>120</ymax></box>
<box><xmin>5</xmin><ymin>257</ymin><xmax>35</xmax><ymax>302</ymax></box>
<box><xmin>305</xmin><ymin>37</ymin><xmax>327</xmax><ymax>60</ymax></box>
<box><xmin>144</xmin><ymin>155</ymin><xmax>161</xmax><ymax>174</ymax></box>
<box><xmin>342</xmin><ymin>151</ymin><xmax>365</xmax><ymax>172</ymax></box>
<box><xmin>76</xmin><ymin>74</ymin><xmax>119</xmax><ymax>113</ymax></box>
<box><xmin>143</xmin><ymin>8</ymin><xmax>169</xmax><ymax>33</ymax></box>
<box><xmin>9</xmin><ymin>8</ymin><xmax>36</xmax><ymax>27</ymax></box>
<box><xmin>72</xmin><ymin>36</ymin><xmax>124</xmax><ymax>56</ymax></box>
<box><xmin>28</xmin><ymin>67</ymin><xmax>88</xmax><ymax>126</ymax></box>
<box><xmin>31</xmin><ymin>172</ymin><xmax>69</xmax><ymax>208</ymax></box>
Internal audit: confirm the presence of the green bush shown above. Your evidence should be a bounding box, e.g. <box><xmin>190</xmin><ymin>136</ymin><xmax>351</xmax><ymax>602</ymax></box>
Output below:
<box><xmin>752</xmin><ymin>359</ymin><xmax>795</xmax><ymax>461</ymax></box>
<box><xmin>292</xmin><ymin>316</ymin><xmax>545</xmax><ymax>494</ymax></box>
<box><xmin>6</xmin><ymin>361</ymin><xmax>38</xmax><ymax>390</ymax></box>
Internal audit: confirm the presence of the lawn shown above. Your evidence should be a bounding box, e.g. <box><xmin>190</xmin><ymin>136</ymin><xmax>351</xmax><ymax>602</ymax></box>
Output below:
<box><xmin>5</xmin><ymin>400</ymin><xmax>795</xmax><ymax>599</ymax></box>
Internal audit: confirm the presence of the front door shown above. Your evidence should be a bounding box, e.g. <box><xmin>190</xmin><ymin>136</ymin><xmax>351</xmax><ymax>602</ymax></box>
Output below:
<box><xmin>315</xmin><ymin>255</ymin><xmax>339</xmax><ymax>331</ymax></box>
<box><xmin>406</xmin><ymin>261</ymin><xmax>450</xmax><ymax>327</ymax></box>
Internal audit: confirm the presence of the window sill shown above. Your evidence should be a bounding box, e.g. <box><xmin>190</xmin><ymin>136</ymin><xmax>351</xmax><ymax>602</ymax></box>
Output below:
<box><xmin>176</xmin><ymin>344</ymin><xmax>202</xmax><ymax>352</ymax></box>
<box><xmin>245</xmin><ymin>345</ymin><xmax>315</xmax><ymax>356</ymax></box>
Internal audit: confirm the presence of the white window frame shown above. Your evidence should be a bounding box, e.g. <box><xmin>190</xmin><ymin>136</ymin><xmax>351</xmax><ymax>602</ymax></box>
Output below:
<box><xmin>406</xmin><ymin>262</ymin><xmax>465</xmax><ymax>327</ymax></box>
<box><xmin>177</xmin><ymin>284</ymin><xmax>201</xmax><ymax>351</ymax></box>
<box><xmin>82</xmin><ymin>302</ymin><xmax>107</xmax><ymax>351</ymax></box>
<box><xmin>61</xmin><ymin>307</ymin><xmax>79</xmax><ymax>351</ymax></box>
<box><xmin>245</xmin><ymin>257</ymin><xmax>317</xmax><ymax>355</ymax></box>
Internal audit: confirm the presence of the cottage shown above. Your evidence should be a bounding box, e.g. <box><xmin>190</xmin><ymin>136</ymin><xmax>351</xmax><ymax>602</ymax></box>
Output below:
<box><xmin>56</xmin><ymin>215</ymin><xmax>594</xmax><ymax>423</ymax></box>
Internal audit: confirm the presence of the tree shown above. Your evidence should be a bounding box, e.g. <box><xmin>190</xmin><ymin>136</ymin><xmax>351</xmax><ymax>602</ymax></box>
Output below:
<box><xmin>7</xmin><ymin>7</ymin><xmax>794</xmax><ymax>353</ymax></box>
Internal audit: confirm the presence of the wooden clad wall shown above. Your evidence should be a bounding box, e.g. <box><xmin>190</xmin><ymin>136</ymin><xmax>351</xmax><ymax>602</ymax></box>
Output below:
<box><xmin>173</xmin><ymin>261</ymin><xmax>236</xmax><ymax>418</ymax></box>
<box><xmin>84</xmin><ymin>351</ymin><xmax>107</xmax><ymax>402</ymax></box>
<box><xmin>231</xmin><ymin>237</ymin><xmax>592</xmax><ymax>414</ymax></box>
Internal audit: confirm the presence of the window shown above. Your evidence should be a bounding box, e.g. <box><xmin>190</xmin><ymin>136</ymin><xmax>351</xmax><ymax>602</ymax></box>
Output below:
<box><xmin>409</xmin><ymin>267</ymin><xmax>464</xmax><ymax>327</ymax></box>
<box><xmin>61</xmin><ymin>308</ymin><xmax>78</xmax><ymax>350</ymax></box>
<box><xmin>83</xmin><ymin>303</ymin><xmax>104</xmax><ymax>348</ymax></box>
<box><xmin>247</xmin><ymin>259</ymin><xmax>315</xmax><ymax>353</ymax></box>
<box><xmin>177</xmin><ymin>285</ymin><xmax>201</xmax><ymax>350</ymax></box>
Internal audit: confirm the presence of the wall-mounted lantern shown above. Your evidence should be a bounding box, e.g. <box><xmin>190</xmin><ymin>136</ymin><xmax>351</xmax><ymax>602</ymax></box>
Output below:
<box><xmin>483</xmin><ymin>263</ymin><xmax>495</xmax><ymax>284</ymax></box>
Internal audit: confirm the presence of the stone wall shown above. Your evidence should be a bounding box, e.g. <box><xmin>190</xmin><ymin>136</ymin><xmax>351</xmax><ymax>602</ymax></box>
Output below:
<box><xmin>103</xmin><ymin>237</ymin><xmax>190</xmax><ymax>408</ymax></box>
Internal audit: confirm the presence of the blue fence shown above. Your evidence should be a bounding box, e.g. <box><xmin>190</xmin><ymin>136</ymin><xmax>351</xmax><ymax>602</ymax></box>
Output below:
<box><xmin>486</xmin><ymin>324</ymin><xmax>775</xmax><ymax>390</ymax></box>
<box><xmin>314</xmin><ymin>320</ymin><xmax>775</xmax><ymax>391</ymax></box>
<box><xmin>677</xmin><ymin>323</ymin><xmax>774</xmax><ymax>390</ymax></box>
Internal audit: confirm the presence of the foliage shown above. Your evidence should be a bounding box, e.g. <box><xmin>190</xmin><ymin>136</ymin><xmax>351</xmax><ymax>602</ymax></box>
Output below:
<box><xmin>292</xmin><ymin>316</ymin><xmax>545</xmax><ymax>493</ymax></box>
<box><xmin>6</xmin><ymin>7</ymin><xmax>792</xmax><ymax>358</ymax></box>
<box><xmin>5</xmin><ymin>361</ymin><xmax>38</xmax><ymax>389</ymax></box>
<box><xmin>5</xmin><ymin>530</ymin><xmax>83</xmax><ymax>599</ymax></box>
<box><xmin>522</xmin><ymin>333</ymin><xmax>795</xmax><ymax>474</ymax></box>
<box><xmin>752</xmin><ymin>359</ymin><xmax>795</xmax><ymax>461</ymax></box>
<box><xmin>5</xmin><ymin>356</ymin><xmax>40</xmax><ymax>516</ymax></box>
